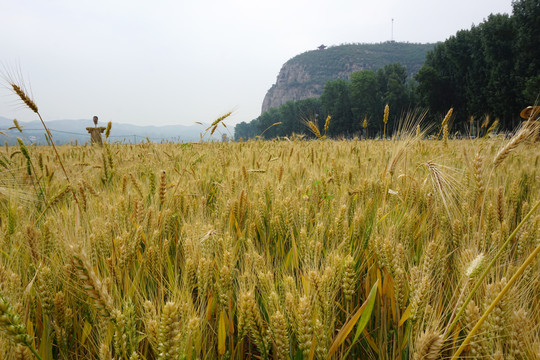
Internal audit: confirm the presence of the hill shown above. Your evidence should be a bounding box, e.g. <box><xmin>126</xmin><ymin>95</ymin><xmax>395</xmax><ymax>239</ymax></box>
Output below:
<box><xmin>262</xmin><ymin>42</ymin><xmax>435</xmax><ymax>113</ymax></box>
<box><xmin>0</xmin><ymin>116</ymin><xmax>226</xmax><ymax>145</ymax></box>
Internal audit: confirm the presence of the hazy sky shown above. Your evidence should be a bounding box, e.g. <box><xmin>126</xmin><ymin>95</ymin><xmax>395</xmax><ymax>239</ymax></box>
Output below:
<box><xmin>1</xmin><ymin>0</ymin><xmax>513</xmax><ymax>127</ymax></box>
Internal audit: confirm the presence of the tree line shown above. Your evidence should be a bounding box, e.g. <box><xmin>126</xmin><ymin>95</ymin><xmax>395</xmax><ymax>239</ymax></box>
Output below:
<box><xmin>235</xmin><ymin>0</ymin><xmax>539</xmax><ymax>140</ymax></box>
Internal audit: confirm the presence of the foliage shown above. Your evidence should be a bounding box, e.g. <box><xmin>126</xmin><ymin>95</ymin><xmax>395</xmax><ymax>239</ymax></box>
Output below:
<box><xmin>416</xmin><ymin>0</ymin><xmax>540</xmax><ymax>130</ymax></box>
<box><xmin>239</xmin><ymin>63</ymin><xmax>415</xmax><ymax>139</ymax></box>
<box><xmin>286</xmin><ymin>42</ymin><xmax>435</xmax><ymax>84</ymax></box>
<box><xmin>320</xmin><ymin>79</ymin><xmax>354</xmax><ymax>136</ymax></box>
<box><xmin>235</xmin><ymin>98</ymin><xmax>322</xmax><ymax>140</ymax></box>
<box><xmin>238</xmin><ymin>0</ymin><xmax>539</xmax><ymax>140</ymax></box>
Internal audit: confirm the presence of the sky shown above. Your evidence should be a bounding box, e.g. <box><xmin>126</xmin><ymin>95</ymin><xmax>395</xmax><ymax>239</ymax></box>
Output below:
<box><xmin>0</xmin><ymin>0</ymin><xmax>514</xmax><ymax>128</ymax></box>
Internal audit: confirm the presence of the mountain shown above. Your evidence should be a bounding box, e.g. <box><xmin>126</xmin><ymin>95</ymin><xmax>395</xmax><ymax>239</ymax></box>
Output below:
<box><xmin>0</xmin><ymin>116</ymin><xmax>226</xmax><ymax>145</ymax></box>
<box><xmin>262</xmin><ymin>42</ymin><xmax>435</xmax><ymax>113</ymax></box>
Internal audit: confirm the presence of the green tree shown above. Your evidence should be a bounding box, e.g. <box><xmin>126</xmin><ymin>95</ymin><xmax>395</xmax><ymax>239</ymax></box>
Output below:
<box><xmin>234</xmin><ymin>121</ymin><xmax>259</xmax><ymax>140</ymax></box>
<box><xmin>279</xmin><ymin>98</ymin><xmax>322</xmax><ymax>137</ymax></box>
<box><xmin>257</xmin><ymin>108</ymin><xmax>282</xmax><ymax>139</ymax></box>
<box><xmin>479</xmin><ymin>13</ymin><xmax>520</xmax><ymax>128</ymax></box>
<box><xmin>320</xmin><ymin>79</ymin><xmax>355</xmax><ymax>136</ymax></box>
<box><xmin>350</xmin><ymin>70</ymin><xmax>381</xmax><ymax>135</ymax></box>
<box><xmin>513</xmin><ymin>0</ymin><xmax>540</xmax><ymax>104</ymax></box>
<box><xmin>415</xmin><ymin>65</ymin><xmax>446</xmax><ymax>112</ymax></box>
<box><xmin>377</xmin><ymin>63</ymin><xmax>411</xmax><ymax>131</ymax></box>
<box><xmin>415</xmin><ymin>0</ymin><xmax>540</xmax><ymax>132</ymax></box>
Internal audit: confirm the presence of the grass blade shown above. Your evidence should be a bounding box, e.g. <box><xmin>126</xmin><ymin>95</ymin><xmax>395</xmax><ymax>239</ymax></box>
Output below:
<box><xmin>327</xmin><ymin>281</ymin><xmax>378</xmax><ymax>359</ymax></box>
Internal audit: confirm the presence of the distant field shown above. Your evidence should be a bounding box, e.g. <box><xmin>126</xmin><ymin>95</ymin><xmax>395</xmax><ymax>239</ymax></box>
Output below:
<box><xmin>0</xmin><ymin>136</ymin><xmax>539</xmax><ymax>359</ymax></box>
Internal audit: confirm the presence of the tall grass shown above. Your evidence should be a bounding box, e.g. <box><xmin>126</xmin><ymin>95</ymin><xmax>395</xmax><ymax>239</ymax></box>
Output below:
<box><xmin>0</xmin><ymin>103</ymin><xmax>539</xmax><ymax>358</ymax></box>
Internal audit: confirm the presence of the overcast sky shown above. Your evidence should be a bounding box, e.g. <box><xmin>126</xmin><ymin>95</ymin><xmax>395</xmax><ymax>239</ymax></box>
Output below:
<box><xmin>1</xmin><ymin>0</ymin><xmax>513</xmax><ymax>127</ymax></box>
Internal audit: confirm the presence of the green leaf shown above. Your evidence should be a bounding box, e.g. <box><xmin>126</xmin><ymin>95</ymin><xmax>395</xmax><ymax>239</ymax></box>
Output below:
<box><xmin>399</xmin><ymin>304</ymin><xmax>411</xmax><ymax>327</ymax></box>
<box><xmin>350</xmin><ymin>281</ymin><xmax>378</xmax><ymax>345</ymax></box>
<box><xmin>327</xmin><ymin>281</ymin><xmax>378</xmax><ymax>359</ymax></box>
<box><xmin>81</xmin><ymin>321</ymin><xmax>92</xmax><ymax>345</ymax></box>
<box><xmin>218</xmin><ymin>310</ymin><xmax>226</xmax><ymax>355</ymax></box>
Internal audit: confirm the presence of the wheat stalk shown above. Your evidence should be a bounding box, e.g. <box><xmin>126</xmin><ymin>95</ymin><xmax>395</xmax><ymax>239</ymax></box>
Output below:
<box><xmin>493</xmin><ymin>120</ymin><xmax>539</xmax><ymax>167</ymax></box>
<box><xmin>437</xmin><ymin>108</ymin><xmax>453</xmax><ymax>139</ymax></box>
<box><xmin>302</xmin><ymin>118</ymin><xmax>323</xmax><ymax>139</ymax></box>
<box><xmin>4</xmin><ymin>74</ymin><xmax>80</xmax><ymax>210</ymax></box>
<box><xmin>0</xmin><ymin>294</ymin><xmax>41</xmax><ymax>360</ymax></box>
<box><xmin>451</xmin><ymin>239</ymin><xmax>540</xmax><ymax>359</ymax></box>
<box><xmin>413</xmin><ymin>331</ymin><xmax>443</xmax><ymax>360</ymax></box>
<box><xmin>383</xmin><ymin>104</ymin><xmax>389</xmax><ymax>139</ymax></box>
<box><xmin>323</xmin><ymin>115</ymin><xmax>331</xmax><ymax>136</ymax></box>
<box><xmin>69</xmin><ymin>245</ymin><xmax>114</xmax><ymax>319</ymax></box>
<box><xmin>445</xmin><ymin>199</ymin><xmax>540</xmax><ymax>339</ymax></box>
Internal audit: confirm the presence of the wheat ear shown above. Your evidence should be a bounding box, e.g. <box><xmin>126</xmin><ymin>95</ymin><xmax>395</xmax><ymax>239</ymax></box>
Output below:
<box><xmin>69</xmin><ymin>245</ymin><xmax>114</xmax><ymax>318</ymax></box>
<box><xmin>413</xmin><ymin>331</ymin><xmax>443</xmax><ymax>360</ymax></box>
<box><xmin>7</xmin><ymin>79</ymin><xmax>80</xmax><ymax>210</ymax></box>
<box><xmin>493</xmin><ymin>120</ymin><xmax>539</xmax><ymax>167</ymax></box>
<box><xmin>445</xmin><ymin>199</ymin><xmax>540</xmax><ymax>338</ymax></box>
<box><xmin>0</xmin><ymin>295</ymin><xmax>42</xmax><ymax>360</ymax></box>
<box><xmin>451</xmin><ymin>239</ymin><xmax>540</xmax><ymax>359</ymax></box>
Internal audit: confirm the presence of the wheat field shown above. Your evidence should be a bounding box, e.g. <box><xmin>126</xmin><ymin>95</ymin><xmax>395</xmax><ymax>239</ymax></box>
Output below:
<box><xmin>0</xmin><ymin>118</ymin><xmax>539</xmax><ymax>360</ymax></box>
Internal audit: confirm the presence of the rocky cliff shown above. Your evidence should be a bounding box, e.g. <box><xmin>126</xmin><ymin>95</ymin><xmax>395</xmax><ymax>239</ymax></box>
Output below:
<box><xmin>262</xmin><ymin>42</ymin><xmax>435</xmax><ymax>113</ymax></box>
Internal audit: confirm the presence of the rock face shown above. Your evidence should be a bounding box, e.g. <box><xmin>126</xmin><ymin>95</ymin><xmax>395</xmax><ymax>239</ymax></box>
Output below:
<box><xmin>262</xmin><ymin>42</ymin><xmax>434</xmax><ymax>114</ymax></box>
<box><xmin>262</xmin><ymin>63</ymin><xmax>366</xmax><ymax>112</ymax></box>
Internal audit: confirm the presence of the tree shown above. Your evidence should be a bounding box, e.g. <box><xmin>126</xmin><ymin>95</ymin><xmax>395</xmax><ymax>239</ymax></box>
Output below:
<box><xmin>279</xmin><ymin>98</ymin><xmax>322</xmax><ymax>137</ymax></box>
<box><xmin>234</xmin><ymin>121</ymin><xmax>259</xmax><ymax>140</ymax></box>
<box><xmin>377</xmin><ymin>64</ymin><xmax>411</xmax><ymax>130</ymax></box>
<box><xmin>513</xmin><ymin>0</ymin><xmax>540</xmax><ymax>104</ymax></box>
<box><xmin>350</xmin><ymin>70</ymin><xmax>381</xmax><ymax>134</ymax></box>
<box><xmin>257</xmin><ymin>108</ymin><xmax>282</xmax><ymax>139</ymax></box>
<box><xmin>415</xmin><ymin>65</ymin><xmax>445</xmax><ymax>112</ymax></box>
<box><xmin>415</xmin><ymin>1</ymin><xmax>540</xmax><ymax>131</ymax></box>
<box><xmin>479</xmin><ymin>13</ymin><xmax>520</xmax><ymax>128</ymax></box>
<box><xmin>320</xmin><ymin>79</ymin><xmax>355</xmax><ymax>136</ymax></box>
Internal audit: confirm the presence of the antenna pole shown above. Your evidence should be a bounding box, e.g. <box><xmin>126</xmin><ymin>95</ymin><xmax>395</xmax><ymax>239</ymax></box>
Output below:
<box><xmin>391</xmin><ymin>18</ymin><xmax>394</xmax><ymax>41</ymax></box>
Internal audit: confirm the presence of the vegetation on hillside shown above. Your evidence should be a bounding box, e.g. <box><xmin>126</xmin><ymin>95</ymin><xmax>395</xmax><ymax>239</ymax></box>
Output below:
<box><xmin>239</xmin><ymin>0</ymin><xmax>539</xmax><ymax>140</ymax></box>
<box><xmin>284</xmin><ymin>42</ymin><xmax>434</xmax><ymax>84</ymax></box>
<box><xmin>237</xmin><ymin>63</ymin><xmax>415</xmax><ymax>140</ymax></box>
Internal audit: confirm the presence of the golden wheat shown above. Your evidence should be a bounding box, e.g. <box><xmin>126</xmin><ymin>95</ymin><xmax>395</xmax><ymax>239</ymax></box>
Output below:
<box><xmin>0</xmin><ymin>126</ymin><xmax>538</xmax><ymax>359</ymax></box>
